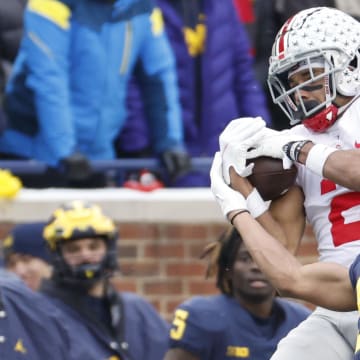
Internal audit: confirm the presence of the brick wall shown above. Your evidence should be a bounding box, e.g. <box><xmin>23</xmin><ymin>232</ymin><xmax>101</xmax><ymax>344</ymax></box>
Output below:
<box><xmin>0</xmin><ymin>188</ymin><xmax>318</xmax><ymax>322</ymax></box>
<box><xmin>86</xmin><ymin>222</ymin><xmax>316</xmax><ymax>321</ymax></box>
<box><xmin>0</xmin><ymin>221</ymin><xmax>318</xmax><ymax>321</ymax></box>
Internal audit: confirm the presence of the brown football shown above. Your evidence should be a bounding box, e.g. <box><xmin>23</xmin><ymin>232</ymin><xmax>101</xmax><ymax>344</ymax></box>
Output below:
<box><xmin>246</xmin><ymin>156</ymin><xmax>297</xmax><ymax>201</ymax></box>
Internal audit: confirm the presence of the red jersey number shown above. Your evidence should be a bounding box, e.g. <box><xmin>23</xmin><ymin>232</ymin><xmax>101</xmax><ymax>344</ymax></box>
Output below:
<box><xmin>322</xmin><ymin>179</ymin><xmax>360</xmax><ymax>246</ymax></box>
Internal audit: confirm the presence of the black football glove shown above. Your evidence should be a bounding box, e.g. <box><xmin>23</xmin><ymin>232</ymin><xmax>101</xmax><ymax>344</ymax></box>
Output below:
<box><xmin>160</xmin><ymin>149</ymin><xmax>192</xmax><ymax>183</ymax></box>
<box><xmin>59</xmin><ymin>152</ymin><xmax>92</xmax><ymax>181</ymax></box>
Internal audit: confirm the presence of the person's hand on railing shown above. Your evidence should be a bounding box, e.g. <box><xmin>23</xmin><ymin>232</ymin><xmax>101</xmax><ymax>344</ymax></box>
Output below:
<box><xmin>59</xmin><ymin>152</ymin><xmax>92</xmax><ymax>181</ymax></box>
<box><xmin>160</xmin><ymin>148</ymin><xmax>192</xmax><ymax>183</ymax></box>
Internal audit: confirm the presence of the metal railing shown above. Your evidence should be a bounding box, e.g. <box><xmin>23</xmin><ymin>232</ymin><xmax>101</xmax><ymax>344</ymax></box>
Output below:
<box><xmin>0</xmin><ymin>157</ymin><xmax>213</xmax><ymax>174</ymax></box>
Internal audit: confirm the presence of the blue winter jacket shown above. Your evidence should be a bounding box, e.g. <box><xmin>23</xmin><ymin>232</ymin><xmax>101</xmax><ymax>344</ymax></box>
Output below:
<box><xmin>1</xmin><ymin>0</ymin><xmax>184</xmax><ymax>166</ymax></box>
<box><xmin>118</xmin><ymin>0</ymin><xmax>270</xmax><ymax>186</ymax></box>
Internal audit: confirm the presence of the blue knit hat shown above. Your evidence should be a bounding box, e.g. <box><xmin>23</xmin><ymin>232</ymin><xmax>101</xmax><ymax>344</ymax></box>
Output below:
<box><xmin>3</xmin><ymin>222</ymin><xmax>51</xmax><ymax>264</ymax></box>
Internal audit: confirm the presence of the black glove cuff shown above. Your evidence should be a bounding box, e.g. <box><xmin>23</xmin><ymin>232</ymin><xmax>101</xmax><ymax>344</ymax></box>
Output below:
<box><xmin>283</xmin><ymin>140</ymin><xmax>312</xmax><ymax>162</ymax></box>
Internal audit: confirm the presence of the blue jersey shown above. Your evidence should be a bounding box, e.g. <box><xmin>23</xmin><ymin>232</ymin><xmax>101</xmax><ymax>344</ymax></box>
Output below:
<box><xmin>0</xmin><ymin>278</ymin><xmax>67</xmax><ymax>360</ymax></box>
<box><xmin>41</xmin><ymin>280</ymin><xmax>170</xmax><ymax>360</ymax></box>
<box><xmin>349</xmin><ymin>254</ymin><xmax>360</xmax><ymax>359</ymax></box>
<box><xmin>168</xmin><ymin>294</ymin><xmax>310</xmax><ymax>360</ymax></box>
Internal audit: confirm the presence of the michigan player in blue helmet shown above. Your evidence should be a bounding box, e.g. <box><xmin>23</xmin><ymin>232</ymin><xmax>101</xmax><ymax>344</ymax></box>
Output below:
<box><xmin>164</xmin><ymin>227</ymin><xmax>310</xmax><ymax>360</ymax></box>
<box><xmin>40</xmin><ymin>200</ymin><xmax>169</xmax><ymax>360</ymax></box>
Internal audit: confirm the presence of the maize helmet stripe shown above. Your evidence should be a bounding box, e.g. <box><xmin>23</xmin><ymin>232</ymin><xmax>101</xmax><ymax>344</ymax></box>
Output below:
<box><xmin>43</xmin><ymin>200</ymin><xmax>116</xmax><ymax>250</ymax></box>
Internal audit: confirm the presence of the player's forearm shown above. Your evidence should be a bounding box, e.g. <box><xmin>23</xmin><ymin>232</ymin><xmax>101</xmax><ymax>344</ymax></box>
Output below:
<box><xmin>230</xmin><ymin>168</ymin><xmax>303</xmax><ymax>252</ymax></box>
<box><xmin>229</xmin><ymin>210</ymin><xmax>357</xmax><ymax>310</ymax></box>
<box><xmin>298</xmin><ymin>142</ymin><xmax>360</xmax><ymax>191</ymax></box>
<box><xmin>269</xmin><ymin>186</ymin><xmax>306</xmax><ymax>254</ymax></box>
<box><xmin>255</xmin><ymin>211</ymin><xmax>289</xmax><ymax>249</ymax></box>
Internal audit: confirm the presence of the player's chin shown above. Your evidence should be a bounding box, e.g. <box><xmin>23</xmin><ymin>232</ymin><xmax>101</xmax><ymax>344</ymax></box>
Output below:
<box><xmin>245</xmin><ymin>282</ymin><xmax>274</xmax><ymax>298</ymax></box>
<box><xmin>244</xmin><ymin>290</ymin><xmax>274</xmax><ymax>304</ymax></box>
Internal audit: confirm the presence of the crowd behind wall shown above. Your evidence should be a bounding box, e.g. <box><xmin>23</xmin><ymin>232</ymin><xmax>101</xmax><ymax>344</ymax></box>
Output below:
<box><xmin>1</xmin><ymin>0</ymin><xmax>360</xmax><ymax>190</ymax></box>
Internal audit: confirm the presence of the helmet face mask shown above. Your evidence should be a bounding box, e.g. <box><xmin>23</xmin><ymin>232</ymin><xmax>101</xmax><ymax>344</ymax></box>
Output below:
<box><xmin>268</xmin><ymin>51</ymin><xmax>338</xmax><ymax>126</ymax></box>
<box><xmin>51</xmin><ymin>241</ymin><xmax>118</xmax><ymax>290</ymax></box>
<box><xmin>268</xmin><ymin>7</ymin><xmax>360</xmax><ymax>131</ymax></box>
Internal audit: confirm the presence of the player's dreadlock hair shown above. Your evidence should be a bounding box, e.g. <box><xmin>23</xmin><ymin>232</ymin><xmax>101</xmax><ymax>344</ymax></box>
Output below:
<box><xmin>200</xmin><ymin>226</ymin><xmax>243</xmax><ymax>296</ymax></box>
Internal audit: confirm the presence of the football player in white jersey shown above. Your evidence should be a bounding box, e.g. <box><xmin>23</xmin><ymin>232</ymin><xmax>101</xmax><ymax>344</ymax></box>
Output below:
<box><xmin>209</xmin><ymin>152</ymin><xmax>360</xmax><ymax>360</ymax></box>
<box><xmin>215</xmin><ymin>6</ymin><xmax>360</xmax><ymax>360</ymax></box>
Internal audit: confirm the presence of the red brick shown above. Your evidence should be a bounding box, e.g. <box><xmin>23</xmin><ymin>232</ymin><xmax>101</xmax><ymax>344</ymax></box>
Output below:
<box><xmin>165</xmin><ymin>224</ymin><xmax>208</xmax><ymax>240</ymax></box>
<box><xmin>145</xmin><ymin>243</ymin><xmax>185</xmax><ymax>258</ymax></box>
<box><xmin>0</xmin><ymin>223</ymin><xmax>14</xmax><ymax>238</ymax></box>
<box><xmin>120</xmin><ymin>261</ymin><xmax>160</xmax><ymax>276</ymax></box>
<box><xmin>188</xmin><ymin>243</ymin><xmax>209</xmax><ymax>258</ymax></box>
<box><xmin>165</xmin><ymin>298</ymin><xmax>187</xmax><ymax>315</ymax></box>
<box><xmin>119</xmin><ymin>223</ymin><xmax>160</xmax><ymax>240</ymax></box>
<box><xmin>166</xmin><ymin>263</ymin><xmax>206</xmax><ymax>277</ymax></box>
<box><xmin>118</xmin><ymin>244</ymin><xmax>138</xmax><ymax>258</ymax></box>
<box><xmin>143</xmin><ymin>280</ymin><xmax>183</xmax><ymax>295</ymax></box>
<box><xmin>208</xmin><ymin>224</ymin><xmax>228</xmax><ymax>239</ymax></box>
<box><xmin>188</xmin><ymin>280</ymin><xmax>219</xmax><ymax>295</ymax></box>
<box><xmin>111</xmin><ymin>278</ymin><xmax>137</xmax><ymax>292</ymax></box>
<box><xmin>149</xmin><ymin>299</ymin><xmax>161</xmax><ymax>313</ymax></box>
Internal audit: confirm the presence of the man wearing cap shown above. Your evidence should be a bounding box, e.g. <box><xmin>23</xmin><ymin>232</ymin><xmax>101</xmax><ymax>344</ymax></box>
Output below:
<box><xmin>3</xmin><ymin>222</ymin><xmax>52</xmax><ymax>290</ymax></box>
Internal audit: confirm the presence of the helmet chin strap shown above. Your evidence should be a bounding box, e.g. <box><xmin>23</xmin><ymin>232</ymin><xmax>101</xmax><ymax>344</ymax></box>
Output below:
<box><xmin>302</xmin><ymin>103</ymin><xmax>338</xmax><ymax>132</ymax></box>
<box><xmin>299</xmin><ymin>62</ymin><xmax>339</xmax><ymax>132</ymax></box>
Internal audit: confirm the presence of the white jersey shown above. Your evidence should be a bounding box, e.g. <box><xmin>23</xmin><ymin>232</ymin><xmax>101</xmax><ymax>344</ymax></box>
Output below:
<box><xmin>288</xmin><ymin>97</ymin><xmax>360</xmax><ymax>267</ymax></box>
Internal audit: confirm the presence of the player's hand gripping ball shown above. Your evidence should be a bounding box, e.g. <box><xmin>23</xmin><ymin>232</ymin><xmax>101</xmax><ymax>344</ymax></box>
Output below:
<box><xmin>246</xmin><ymin>157</ymin><xmax>297</xmax><ymax>201</ymax></box>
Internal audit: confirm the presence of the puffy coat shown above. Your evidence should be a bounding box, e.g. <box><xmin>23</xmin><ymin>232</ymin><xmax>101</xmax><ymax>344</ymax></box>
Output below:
<box><xmin>0</xmin><ymin>0</ymin><xmax>184</xmax><ymax>166</ymax></box>
<box><xmin>0</xmin><ymin>0</ymin><xmax>26</xmax><ymax>133</ymax></box>
<box><xmin>118</xmin><ymin>0</ymin><xmax>271</xmax><ymax>186</ymax></box>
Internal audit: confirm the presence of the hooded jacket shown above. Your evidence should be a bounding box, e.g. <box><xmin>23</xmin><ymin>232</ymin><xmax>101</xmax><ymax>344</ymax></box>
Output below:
<box><xmin>0</xmin><ymin>0</ymin><xmax>184</xmax><ymax>166</ymax></box>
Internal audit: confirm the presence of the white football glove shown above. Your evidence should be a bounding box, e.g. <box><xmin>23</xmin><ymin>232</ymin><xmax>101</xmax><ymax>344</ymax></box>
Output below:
<box><xmin>210</xmin><ymin>152</ymin><xmax>247</xmax><ymax>218</ymax></box>
<box><xmin>219</xmin><ymin>117</ymin><xmax>266</xmax><ymax>184</ymax></box>
<box><xmin>247</xmin><ymin>128</ymin><xmax>308</xmax><ymax>169</ymax></box>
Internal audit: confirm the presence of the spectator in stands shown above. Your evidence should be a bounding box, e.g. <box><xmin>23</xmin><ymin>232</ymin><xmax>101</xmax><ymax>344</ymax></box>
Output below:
<box><xmin>116</xmin><ymin>0</ymin><xmax>270</xmax><ymax>187</ymax></box>
<box><xmin>234</xmin><ymin>0</ymin><xmax>287</xmax><ymax>130</ymax></box>
<box><xmin>0</xmin><ymin>0</ymin><xmax>27</xmax><ymax>134</ymax></box>
<box><xmin>3</xmin><ymin>222</ymin><xmax>52</xmax><ymax>290</ymax></box>
<box><xmin>0</xmin><ymin>0</ymin><xmax>190</xmax><ymax>188</ymax></box>
<box><xmin>40</xmin><ymin>200</ymin><xmax>169</xmax><ymax>359</ymax></box>
<box><xmin>164</xmin><ymin>227</ymin><xmax>310</xmax><ymax>360</ymax></box>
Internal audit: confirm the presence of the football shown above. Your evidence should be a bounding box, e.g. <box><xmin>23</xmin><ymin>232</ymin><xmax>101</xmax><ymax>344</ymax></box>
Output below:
<box><xmin>246</xmin><ymin>156</ymin><xmax>297</xmax><ymax>201</ymax></box>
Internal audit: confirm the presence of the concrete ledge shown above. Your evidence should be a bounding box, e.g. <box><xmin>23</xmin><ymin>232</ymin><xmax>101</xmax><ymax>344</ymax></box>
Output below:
<box><xmin>0</xmin><ymin>188</ymin><xmax>225</xmax><ymax>223</ymax></box>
